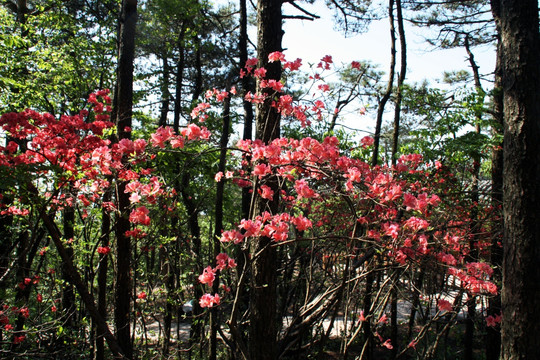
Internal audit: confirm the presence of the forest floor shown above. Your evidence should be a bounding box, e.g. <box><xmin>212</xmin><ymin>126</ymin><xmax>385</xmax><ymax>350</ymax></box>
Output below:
<box><xmin>136</xmin><ymin>297</ymin><xmax>468</xmax><ymax>344</ymax></box>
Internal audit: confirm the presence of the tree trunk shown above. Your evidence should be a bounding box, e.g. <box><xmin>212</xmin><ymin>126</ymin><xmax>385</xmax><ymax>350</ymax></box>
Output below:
<box><xmin>96</xmin><ymin>190</ymin><xmax>111</xmax><ymax>360</ymax></box>
<box><xmin>372</xmin><ymin>0</ymin><xmax>396</xmax><ymax>167</ymax></box>
<box><xmin>191</xmin><ymin>37</ymin><xmax>203</xmax><ymax>105</ymax></box>
<box><xmin>62</xmin><ymin>207</ymin><xmax>76</xmax><ymax>329</ymax></box>
<box><xmin>390</xmin><ymin>0</ymin><xmax>406</xmax><ymax>166</ymax></box>
<box><xmin>61</xmin><ymin>206</ymin><xmax>76</xmax><ymax>352</ymax></box>
<box><xmin>180</xmin><ymin>172</ymin><xmax>203</xmax><ymax>356</ymax></box>
<box><xmin>464</xmin><ymin>34</ymin><xmax>484</xmax><ymax>360</ymax></box>
<box><xmin>240</xmin><ymin>0</ymin><xmax>255</xmax><ymax>222</ymax></box>
<box><xmin>235</xmin><ymin>0</ymin><xmax>255</xmax><ymax>353</ymax></box>
<box><xmin>499</xmin><ymin>0</ymin><xmax>540</xmax><ymax>359</ymax></box>
<box><xmin>249</xmin><ymin>1</ymin><xmax>283</xmax><ymax>359</ymax></box>
<box><xmin>407</xmin><ymin>266</ymin><xmax>425</xmax><ymax>340</ymax></box>
<box><xmin>390</xmin><ymin>285</ymin><xmax>398</xmax><ymax>359</ymax></box>
<box><xmin>173</xmin><ymin>26</ymin><xmax>185</xmax><ymax>133</ymax></box>
<box><xmin>162</xmin><ymin>248</ymin><xmax>174</xmax><ymax>356</ymax></box>
<box><xmin>115</xmin><ymin>0</ymin><xmax>137</xmax><ymax>140</ymax></box>
<box><xmin>362</xmin><ymin>269</ymin><xmax>374</xmax><ymax>360</ymax></box>
<box><xmin>114</xmin><ymin>1</ymin><xmax>138</xmax><ymax>358</ymax></box>
<box><xmin>209</xmin><ymin>93</ymin><xmax>231</xmax><ymax>360</ymax></box>
<box><xmin>158</xmin><ymin>51</ymin><xmax>170</xmax><ymax>127</ymax></box>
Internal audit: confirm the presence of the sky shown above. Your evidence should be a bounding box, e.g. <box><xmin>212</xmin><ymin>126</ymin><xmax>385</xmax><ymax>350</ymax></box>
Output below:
<box><xmin>278</xmin><ymin>2</ymin><xmax>496</xmax><ymax>134</ymax></box>
<box><xmin>280</xmin><ymin>3</ymin><xmax>495</xmax><ymax>85</ymax></box>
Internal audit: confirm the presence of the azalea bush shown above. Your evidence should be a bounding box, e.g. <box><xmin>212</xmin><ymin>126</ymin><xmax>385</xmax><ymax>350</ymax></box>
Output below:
<box><xmin>0</xmin><ymin>52</ymin><xmax>499</xmax><ymax>358</ymax></box>
<box><xmin>195</xmin><ymin>52</ymin><xmax>499</xmax><ymax>357</ymax></box>
<box><xmin>0</xmin><ymin>90</ymin><xmax>212</xmax><ymax>354</ymax></box>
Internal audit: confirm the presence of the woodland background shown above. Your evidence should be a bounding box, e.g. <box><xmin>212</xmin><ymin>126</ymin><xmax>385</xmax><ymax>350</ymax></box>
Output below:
<box><xmin>0</xmin><ymin>0</ymin><xmax>539</xmax><ymax>359</ymax></box>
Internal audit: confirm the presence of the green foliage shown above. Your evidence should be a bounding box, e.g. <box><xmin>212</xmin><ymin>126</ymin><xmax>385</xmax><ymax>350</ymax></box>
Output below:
<box><xmin>398</xmin><ymin>83</ymin><xmax>494</xmax><ymax>174</ymax></box>
<box><xmin>136</xmin><ymin>0</ymin><xmax>238</xmax><ymax>121</ymax></box>
<box><xmin>0</xmin><ymin>1</ymin><xmax>117</xmax><ymax>114</ymax></box>
<box><xmin>407</xmin><ymin>0</ymin><xmax>494</xmax><ymax>49</ymax></box>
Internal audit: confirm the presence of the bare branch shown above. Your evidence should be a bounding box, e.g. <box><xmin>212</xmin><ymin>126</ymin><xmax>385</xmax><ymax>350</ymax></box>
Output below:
<box><xmin>283</xmin><ymin>0</ymin><xmax>321</xmax><ymax>20</ymax></box>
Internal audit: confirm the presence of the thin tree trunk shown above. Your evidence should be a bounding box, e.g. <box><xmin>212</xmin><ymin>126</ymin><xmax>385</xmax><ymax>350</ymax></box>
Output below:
<box><xmin>180</xmin><ymin>172</ymin><xmax>203</xmax><ymax>357</ymax></box>
<box><xmin>372</xmin><ymin>0</ymin><xmax>396</xmax><ymax>167</ymax></box>
<box><xmin>363</xmin><ymin>4</ymin><xmax>397</xmax><ymax>358</ymax></box>
<box><xmin>61</xmin><ymin>205</ymin><xmax>76</xmax><ymax>352</ymax></box>
<box><xmin>463</xmin><ymin>34</ymin><xmax>485</xmax><ymax>360</ymax></box>
<box><xmin>209</xmin><ymin>95</ymin><xmax>231</xmax><ymax>359</ymax></box>
<box><xmin>362</xmin><ymin>268</ymin><xmax>374</xmax><ymax>360</ymax></box>
<box><xmin>95</xmin><ymin>190</ymin><xmax>111</xmax><ymax>360</ymax></box>
<box><xmin>62</xmin><ymin>207</ymin><xmax>76</xmax><ymax>329</ymax></box>
<box><xmin>159</xmin><ymin>52</ymin><xmax>170</xmax><ymax>127</ymax></box>
<box><xmin>407</xmin><ymin>267</ymin><xmax>425</xmax><ymax>340</ymax></box>
<box><xmin>162</xmin><ymin>249</ymin><xmax>174</xmax><ymax>356</ymax></box>
<box><xmin>191</xmin><ymin>37</ymin><xmax>203</xmax><ymax>105</ymax></box>
<box><xmin>240</xmin><ymin>0</ymin><xmax>255</xmax><ymax>222</ymax></box>
<box><xmin>16</xmin><ymin>0</ymin><xmax>27</xmax><ymax>27</ymax></box>
<box><xmin>0</xmin><ymin>199</ymin><xmax>13</xmax><ymax>285</ymax></box>
<box><xmin>232</xmin><ymin>1</ymin><xmax>255</xmax><ymax>354</ymax></box>
<box><xmin>390</xmin><ymin>0</ymin><xmax>406</xmax><ymax>166</ymax></box>
<box><xmin>173</xmin><ymin>26</ymin><xmax>185</xmax><ymax>133</ymax></box>
<box><xmin>390</xmin><ymin>285</ymin><xmax>398</xmax><ymax>359</ymax></box>
<box><xmin>12</xmin><ymin>230</ymin><xmax>29</xmax><ymax>345</ymax></box>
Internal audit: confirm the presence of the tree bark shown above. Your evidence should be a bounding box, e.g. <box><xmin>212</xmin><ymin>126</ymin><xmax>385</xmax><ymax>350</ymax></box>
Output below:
<box><xmin>114</xmin><ymin>1</ymin><xmax>138</xmax><ymax>358</ymax></box>
<box><xmin>390</xmin><ymin>0</ymin><xmax>406</xmax><ymax>166</ymax></box>
<box><xmin>62</xmin><ymin>207</ymin><xmax>76</xmax><ymax>329</ymax></box>
<box><xmin>499</xmin><ymin>0</ymin><xmax>540</xmax><ymax>359</ymax></box>
<box><xmin>173</xmin><ymin>26</ymin><xmax>185</xmax><ymax>133</ymax></box>
<box><xmin>180</xmin><ymin>171</ymin><xmax>203</xmax><ymax>356</ymax></box>
<box><xmin>234</xmin><ymin>1</ymin><xmax>255</xmax><ymax>354</ymax></box>
<box><xmin>249</xmin><ymin>1</ymin><xmax>283</xmax><ymax>359</ymax></box>
<box><xmin>240</xmin><ymin>0</ymin><xmax>255</xmax><ymax>222</ymax></box>
<box><xmin>162</xmin><ymin>246</ymin><xmax>174</xmax><ymax>356</ymax></box>
<box><xmin>96</xmin><ymin>189</ymin><xmax>111</xmax><ymax>360</ymax></box>
<box><xmin>191</xmin><ymin>36</ymin><xmax>203</xmax><ymax>105</ymax></box>
<box><xmin>372</xmin><ymin>0</ymin><xmax>396</xmax><ymax>167</ymax></box>
<box><xmin>209</xmin><ymin>94</ymin><xmax>231</xmax><ymax>360</ymax></box>
<box><xmin>464</xmin><ymin>34</ymin><xmax>484</xmax><ymax>360</ymax></box>
<box><xmin>158</xmin><ymin>51</ymin><xmax>170</xmax><ymax>127</ymax></box>
<box><xmin>115</xmin><ymin>0</ymin><xmax>137</xmax><ymax>141</ymax></box>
